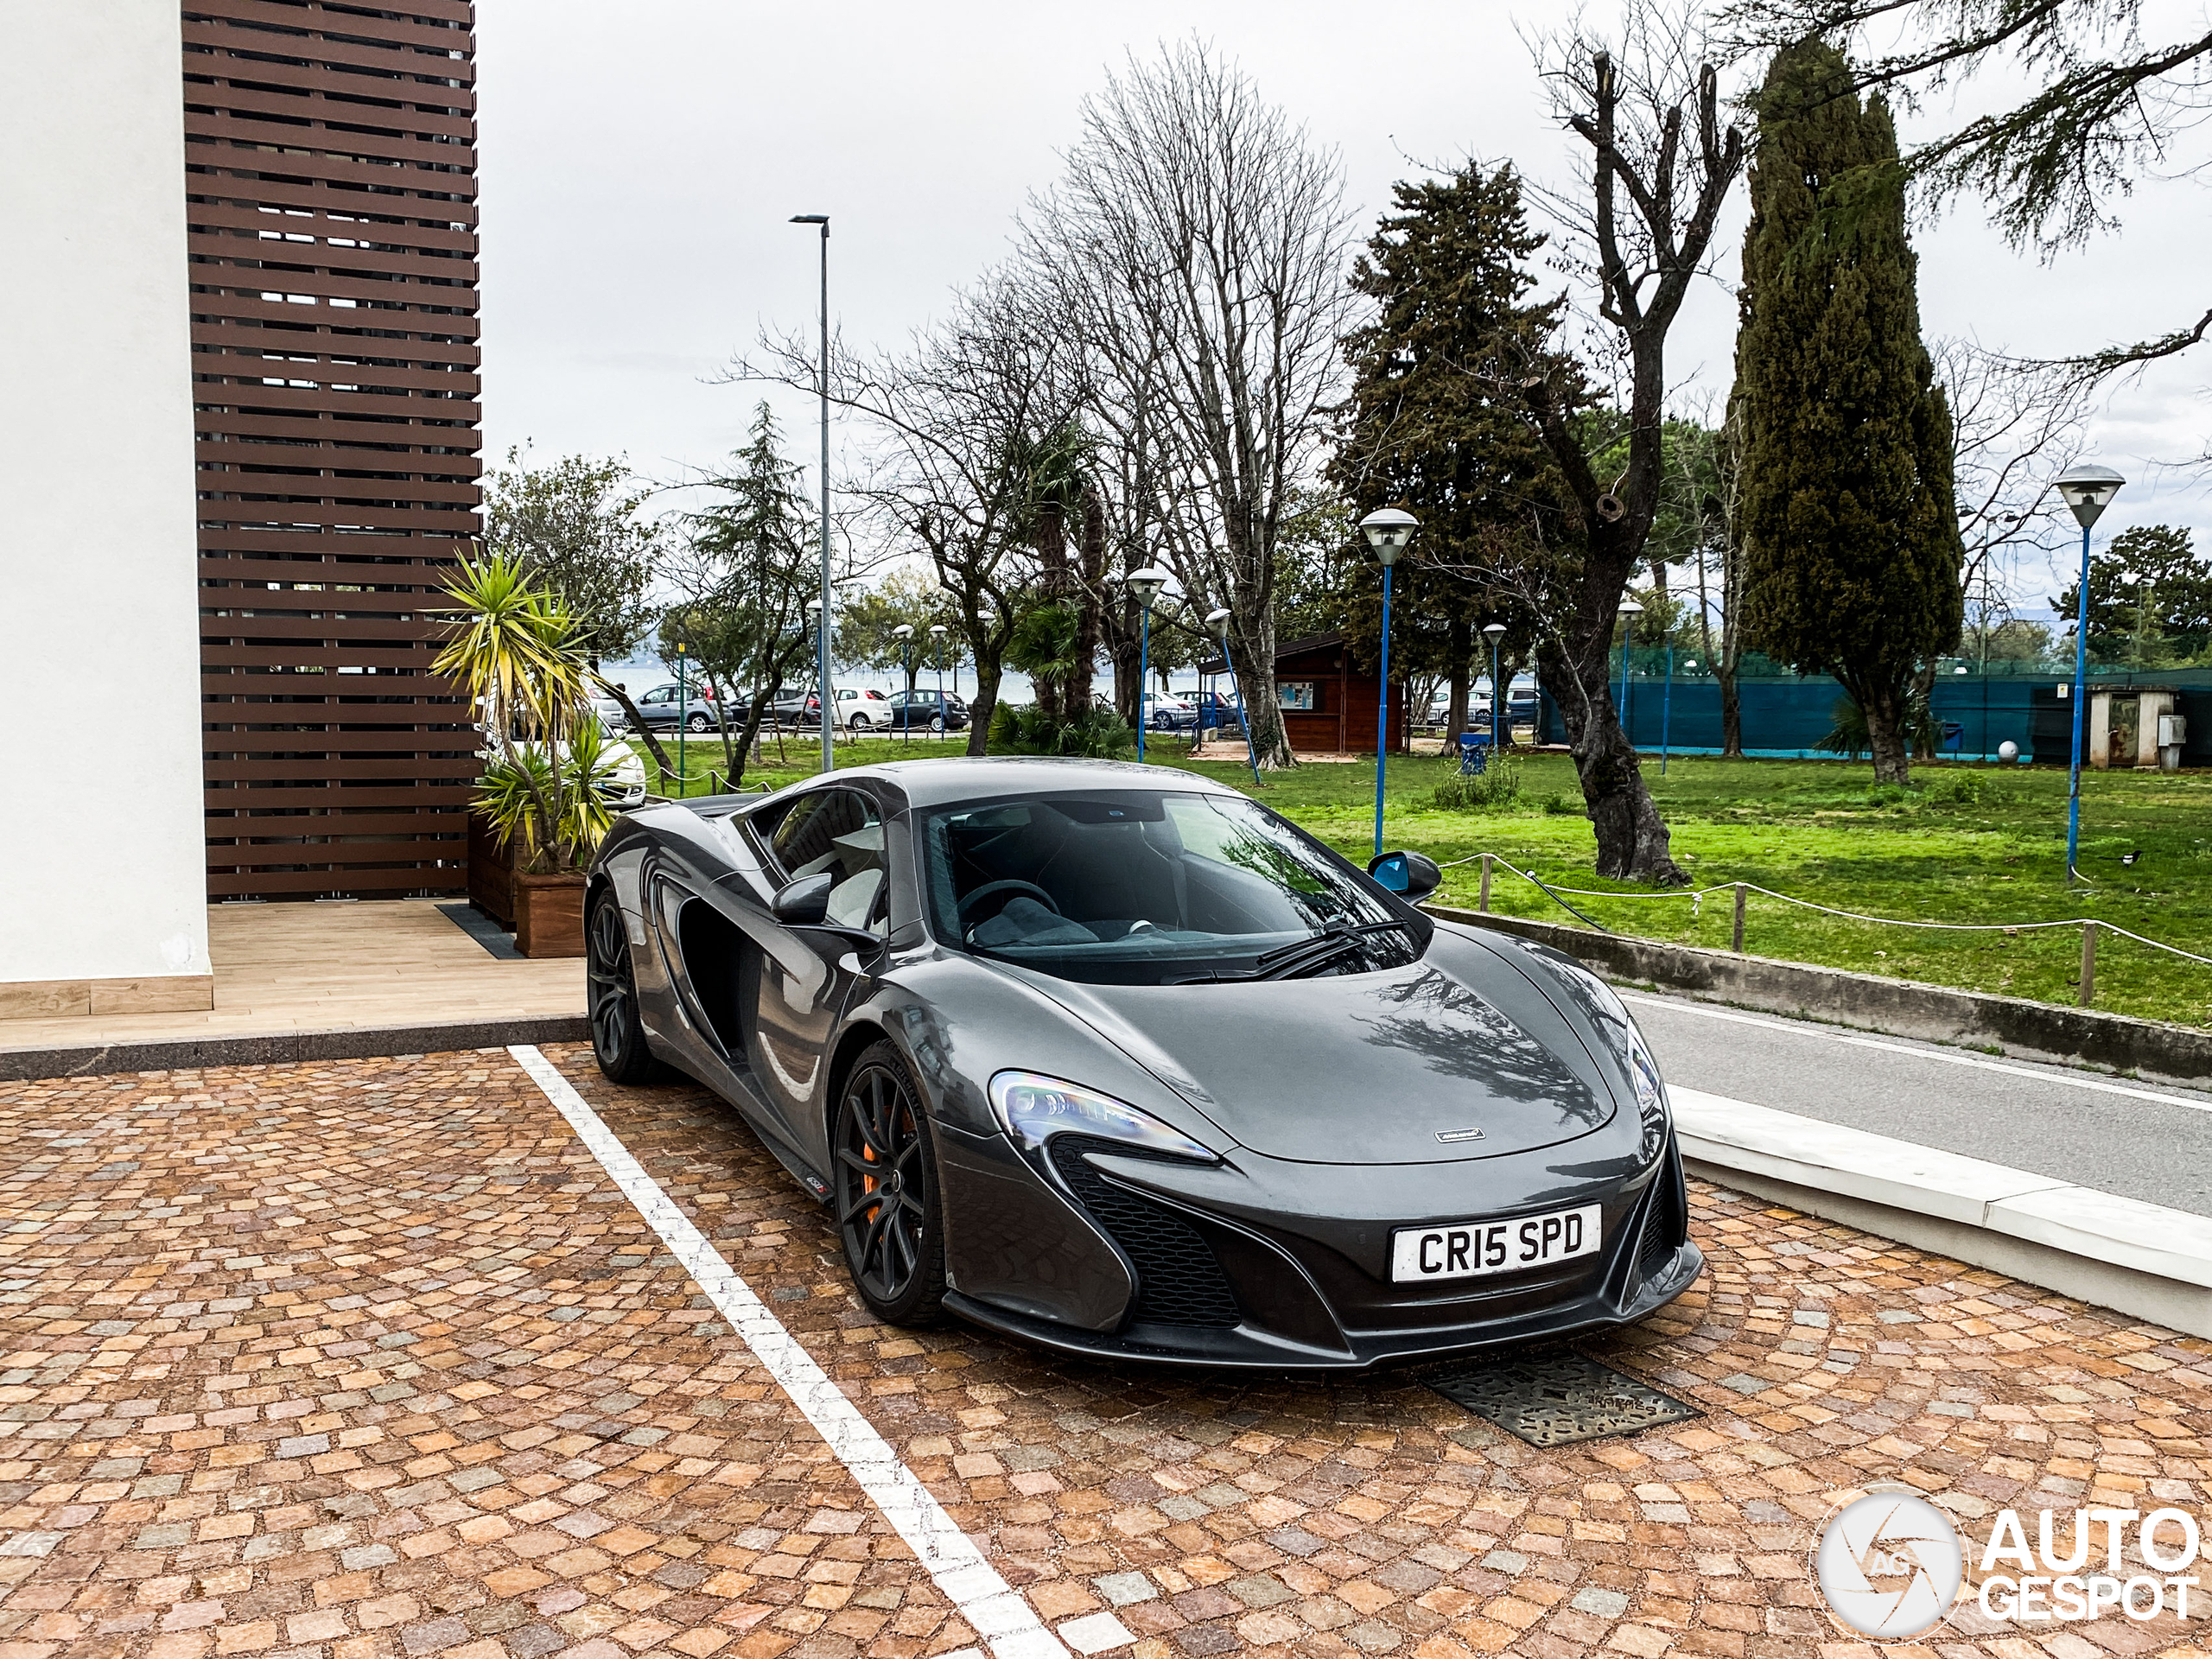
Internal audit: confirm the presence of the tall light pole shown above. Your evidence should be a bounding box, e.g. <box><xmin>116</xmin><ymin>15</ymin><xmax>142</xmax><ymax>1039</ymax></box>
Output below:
<box><xmin>790</xmin><ymin>213</ymin><xmax>833</xmax><ymax>774</ymax></box>
<box><xmin>1617</xmin><ymin>597</ymin><xmax>1643</xmax><ymax>748</ymax></box>
<box><xmin>929</xmin><ymin>623</ymin><xmax>949</xmax><ymax>736</ymax></box>
<box><xmin>1128</xmin><ymin>566</ymin><xmax>1172</xmax><ymax>762</ymax></box>
<box><xmin>1358</xmin><ymin>508</ymin><xmax>1419</xmax><ymax>856</ymax></box>
<box><xmin>892</xmin><ymin>623</ymin><xmax>912</xmax><ymax>743</ymax></box>
<box><xmin>2054</xmin><ymin>461</ymin><xmax>2125</xmax><ymax>882</ymax></box>
<box><xmin>1206</xmin><ymin>607</ymin><xmax>1262</xmax><ymax>789</ymax></box>
<box><xmin>1482</xmin><ymin>621</ymin><xmax>1507</xmax><ymax>756</ymax></box>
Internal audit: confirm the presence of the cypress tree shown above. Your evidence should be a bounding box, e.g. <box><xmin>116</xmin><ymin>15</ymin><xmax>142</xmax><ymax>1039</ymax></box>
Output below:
<box><xmin>1734</xmin><ymin>37</ymin><xmax>1963</xmax><ymax>785</ymax></box>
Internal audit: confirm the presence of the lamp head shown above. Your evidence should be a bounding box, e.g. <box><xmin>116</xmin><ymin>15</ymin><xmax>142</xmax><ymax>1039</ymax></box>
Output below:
<box><xmin>1204</xmin><ymin>607</ymin><xmax>1232</xmax><ymax>642</ymax></box>
<box><xmin>1128</xmin><ymin>564</ymin><xmax>1173</xmax><ymax>612</ymax></box>
<box><xmin>2053</xmin><ymin>461</ymin><xmax>2125</xmax><ymax>529</ymax></box>
<box><xmin>928</xmin><ymin>624</ymin><xmax>948</xmax><ymax>638</ymax></box>
<box><xmin>1481</xmin><ymin>621</ymin><xmax>1508</xmax><ymax>642</ymax></box>
<box><xmin>789</xmin><ymin>213</ymin><xmax>829</xmax><ymax>226</ymax></box>
<box><xmin>1618</xmin><ymin>599</ymin><xmax>1644</xmax><ymax>617</ymax></box>
<box><xmin>892</xmin><ymin>624</ymin><xmax>912</xmax><ymax>639</ymax></box>
<box><xmin>1357</xmin><ymin>506</ymin><xmax>1419</xmax><ymax>566</ymax></box>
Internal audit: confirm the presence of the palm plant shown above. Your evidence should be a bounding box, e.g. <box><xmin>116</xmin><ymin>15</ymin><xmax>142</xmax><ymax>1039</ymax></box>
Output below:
<box><xmin>434</xmin><ymin>551</ymin><xmax>612</xmax><ymax>873</ymax></box>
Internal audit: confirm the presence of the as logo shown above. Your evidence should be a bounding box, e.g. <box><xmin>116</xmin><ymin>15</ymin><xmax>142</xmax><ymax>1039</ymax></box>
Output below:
<box><xmin>1813</xmin><ymin>1489</ymin><xmax>1966</xmax><ymax>1639</ymax></box>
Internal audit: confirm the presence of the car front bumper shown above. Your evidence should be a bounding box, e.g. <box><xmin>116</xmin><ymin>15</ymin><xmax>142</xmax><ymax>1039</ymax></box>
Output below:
<box><xmin>937</xmin><ymin>1122</ymin><xmax>1700</xmax><ymax>1371</ymax></box>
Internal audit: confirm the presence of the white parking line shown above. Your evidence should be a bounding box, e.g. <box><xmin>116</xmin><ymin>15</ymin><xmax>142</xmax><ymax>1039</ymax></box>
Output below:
<box><xmin>507</xmin><ymin>1045</ymin><xmax>1085</xmax><ymax>1659</ymax></box>
<box><xmin>1621</xmin><ymin>992</ymin><xmax>2212</xmax><ymax>1114</ymax></box>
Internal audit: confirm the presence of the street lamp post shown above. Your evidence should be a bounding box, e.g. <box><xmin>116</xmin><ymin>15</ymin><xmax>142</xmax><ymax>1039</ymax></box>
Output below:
<box><xmin>790</xmin><ymin>213</ymin><xmax>833</xmax><ymax>775</ymax></box>
<box><xmin>1482</xmin><ymin>621</ymin><xmax>1507</xmax><ymax>757</ymax></box>
<box><xmin>1127</xmin><ymin>566</ymin><xmax>1173</xmax><ymax>763</ymax></box>
<box><xmin>892</xmin><ymin>623</ymin><xmax>912</xmax><ymax>742</ymax></box>
<box><xmin>2053</xmin><ymin>461</ymin><xmax>2126</xmax><ymax>882</ymax></box>
<box><xmin>1206</xmin><ymin>607</ymin><xmax>1262</xmax><ymax>789</ymax></box>
<box><xmin>1358</xmin><ymin>508</ymin><xmax>1419</xmax><ymax>857</ymax></box>
<box><xmin>1660</xmin><ymin>639</ymin><xmax>1675</xmax><ymax>774</ymax></box>
<box><xmin>929</xmin><ymin>624</ymin><xmax>949</xmax><ymax>738</ymax></box>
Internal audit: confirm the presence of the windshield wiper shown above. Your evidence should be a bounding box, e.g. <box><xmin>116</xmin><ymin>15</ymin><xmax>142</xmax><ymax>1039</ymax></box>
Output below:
<box><xmin>1167</xmin><ymin>919</ymin><xmax>1409</xmax><ymax>985</ymax></box>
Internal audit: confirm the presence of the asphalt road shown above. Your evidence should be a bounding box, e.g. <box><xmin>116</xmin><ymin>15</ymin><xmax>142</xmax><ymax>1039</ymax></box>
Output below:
<box><xmin>1629</xmin><ymin>990</ymin><xmax>2212</xmax><ymax>1218</ymax></box>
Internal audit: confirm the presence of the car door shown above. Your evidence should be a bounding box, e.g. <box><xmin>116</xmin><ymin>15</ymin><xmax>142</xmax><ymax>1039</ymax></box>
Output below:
<box><xmin>747</xmin><ymin>785</ymin><xmax>887</xmax><ymax>1138</ymax></box>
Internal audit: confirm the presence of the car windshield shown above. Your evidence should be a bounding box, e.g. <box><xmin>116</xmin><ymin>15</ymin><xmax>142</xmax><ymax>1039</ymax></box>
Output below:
<box><xmin>920</xmin><ymin>790</ymin><xmax>1421</xmax><ymax>985</ymax></box>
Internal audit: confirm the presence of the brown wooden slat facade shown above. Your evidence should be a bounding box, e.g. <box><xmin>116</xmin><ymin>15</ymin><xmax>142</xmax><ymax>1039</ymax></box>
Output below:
<box><xmin>185</xmin><ymin>0</ymin><xmax>480</xmax><ymax>899</ymax></box>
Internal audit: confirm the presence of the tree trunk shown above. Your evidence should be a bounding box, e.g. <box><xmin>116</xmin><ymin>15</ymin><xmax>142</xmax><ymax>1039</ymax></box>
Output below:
<box><xmin>1717</xmin><ymin>662</ymin><xmax>1744</xmax><ymax>758</ymax></box>
<box><xmin>1066</xmin><ymin>484</ymin><xmax>1107</xmax><ymax>720</ymax></box>
<box><xmin>1446</xmin><ymin>613</ymin><xmax>1471</xmax><ymax>739</ymax></box>
<box><xmin>1861</xmin><ymin>690</ymin><xmax>1911</xmax><ymax>784</ymax></box>
<box><xmin>1535</xmin><ymin>628</ymin><xmax>1683</xmax><ymax>883</ymax></box>
<box><xmin>1227</xmin><ymin>620</ymin><xmax>1294</xmax><ymax>769</ymax></box>
<box><xmin>1033</xmin><ymin>500</ymin><xmax>1068</xmax><ymax>726</ymax></box>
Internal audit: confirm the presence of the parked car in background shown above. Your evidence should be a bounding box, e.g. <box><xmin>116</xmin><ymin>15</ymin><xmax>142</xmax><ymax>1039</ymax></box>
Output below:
<box><xmin>1141</xmin><ymin>691</ymin><xmax>1197</xmax><ymax>732</ymax></box>
<box><xmin>830</xmin><ymin>688</ymin><xmax>893</xmax><ymax>731</ymax></box>
<box><xmin>630</xmin><ymin>681</ymin><xmax>735</xmax><ymax>733</ymax></box>
<box><xmin>886</xmin><ymin>689</ymin><xmax>969</xmax><ymax>732</ymax></box>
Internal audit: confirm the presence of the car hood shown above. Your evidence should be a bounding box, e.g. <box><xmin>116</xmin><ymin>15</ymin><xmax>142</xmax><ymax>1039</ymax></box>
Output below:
<box><xmin>1002</xmin><ymin>957</ymin><xmax>1618</xmax><ymax>1165</ymax></box>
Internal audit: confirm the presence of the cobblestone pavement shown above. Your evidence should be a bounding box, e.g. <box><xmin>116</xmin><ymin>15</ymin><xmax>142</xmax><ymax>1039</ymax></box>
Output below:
<box><xmin>2</xmin><ymin>1044</ymin><xmax>2209</xmax><ymax>1659</ymax></box>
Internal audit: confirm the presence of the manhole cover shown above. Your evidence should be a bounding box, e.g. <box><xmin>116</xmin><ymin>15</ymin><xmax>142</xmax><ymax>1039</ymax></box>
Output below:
<box><xmin>1424</xmin><ymin>1349</ymin><xmax>1698</xmax><ymax>1446</ymax></box>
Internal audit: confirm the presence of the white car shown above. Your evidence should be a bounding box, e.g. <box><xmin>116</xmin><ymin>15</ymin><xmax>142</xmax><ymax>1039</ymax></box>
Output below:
<box><xmin>832</xmin><ymin>687</ymin><xmax>893</xmax><ymax>731</ymax></box>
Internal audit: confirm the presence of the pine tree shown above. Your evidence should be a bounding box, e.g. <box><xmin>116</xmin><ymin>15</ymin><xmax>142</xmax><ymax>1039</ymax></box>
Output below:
<box><xmin>1332</xmin><ymin>163</ymin><xmax>1574</xmax><ymax>738</ymax></box>
<box><xmin>1734</xmin><ymin>37</ymin><xmax>1964</xmax><ymax>785</ymax></box>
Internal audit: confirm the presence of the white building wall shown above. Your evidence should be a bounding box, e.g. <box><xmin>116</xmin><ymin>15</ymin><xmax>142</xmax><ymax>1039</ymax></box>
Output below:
<box><xmin>0</xmin><ymin>1</ymin><xmax>211</xmax><ymax>1007</ymax></box>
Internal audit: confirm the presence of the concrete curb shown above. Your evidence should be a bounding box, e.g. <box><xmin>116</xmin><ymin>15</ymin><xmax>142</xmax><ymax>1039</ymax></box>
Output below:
<box><xmin>0</xmin><ymin>1014</ymin><xmax>591</xmax><ymax>1083</ymax></box>
<box><xmin>1430</xmin><ymin>904</ymin><xmax>2212</xmax><ymax>1083</ymax></box>
<box><xmin>1672</xmin><ymin>1086</ymin><xmax>2212</xmax><ymax>1338</ymax></box>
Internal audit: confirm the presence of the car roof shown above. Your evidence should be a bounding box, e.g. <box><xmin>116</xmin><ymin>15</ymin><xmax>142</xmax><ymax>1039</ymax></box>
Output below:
<box><xmin>763</xmin><ymin>756</ymin><xmax>1249</xmax><ymax>810</ymax></box>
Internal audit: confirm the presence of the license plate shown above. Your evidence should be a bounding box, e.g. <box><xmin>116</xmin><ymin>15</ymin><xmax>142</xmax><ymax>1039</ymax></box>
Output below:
<box><xmin>1389</xmin><ymin>1204</ymin><xmax>1602</xmax><ymax>1284</ymax></box>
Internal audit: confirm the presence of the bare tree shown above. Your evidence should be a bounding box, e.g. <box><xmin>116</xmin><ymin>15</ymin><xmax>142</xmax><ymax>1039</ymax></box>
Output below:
<box><xmin>1021</xmin><ymin>41</ymin><xmax>1357</xmax><ymax>769</ymax></box>
<box><xmin>1511</xmin><ymin>9</ymin><xmax>1746</xmax><ymax>880</ymax></box>
<box><xmin>1934</xmin><ymin>339</ymin><xmax>2086</xmax><ymax>652</ymax></box>
<box><xmin>739</xmin><ymin>277</ymin><xmax>1076</xmax><ymax>753</ymax></box>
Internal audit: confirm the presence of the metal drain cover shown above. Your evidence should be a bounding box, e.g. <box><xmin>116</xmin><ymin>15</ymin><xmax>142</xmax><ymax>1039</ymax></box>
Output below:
<box><xmin>1424</xmin><ymin>1350</ymin><xmax>1698</xmax><ymax>1446</ymax></box>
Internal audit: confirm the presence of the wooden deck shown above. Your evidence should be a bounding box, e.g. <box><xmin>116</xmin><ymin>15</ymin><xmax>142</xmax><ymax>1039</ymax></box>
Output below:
<box><xmin>0</xmin><ymin>900</ymin><xmax>582</xmax><ymax>1056</ymax></box>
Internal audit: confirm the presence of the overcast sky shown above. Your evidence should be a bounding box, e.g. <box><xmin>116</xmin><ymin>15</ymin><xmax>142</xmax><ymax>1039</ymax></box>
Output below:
<box><xmin>475</xmin><ymin>0</ymin><xmax>2212</xmax><ymax>632</ymax></box>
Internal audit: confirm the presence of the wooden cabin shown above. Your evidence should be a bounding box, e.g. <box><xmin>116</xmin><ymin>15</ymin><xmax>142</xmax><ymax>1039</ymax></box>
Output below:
<box><xmin>1198</xmin><ymin>630</ymin><xmax>1408</xmax><ymax>755</ymax></box>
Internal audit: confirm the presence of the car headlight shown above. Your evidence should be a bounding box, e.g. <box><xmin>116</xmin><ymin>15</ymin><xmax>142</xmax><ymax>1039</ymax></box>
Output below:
<box><xmin>988</xmin><ymin>1071</ymin><xmax>1217</xmax><ymax>1162</ymax></box>
<box><xmin>1627</xmin><ymin>1033</ymin><xmax>1669</xmax><ymax>1166</ymax></box>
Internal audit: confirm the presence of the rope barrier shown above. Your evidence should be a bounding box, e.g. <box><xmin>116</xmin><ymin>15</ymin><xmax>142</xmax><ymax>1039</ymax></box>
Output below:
<box><xmin>1439</xmin><ymin>850</ymin><xmax>2212</xmax><ymax>970</ymax></box>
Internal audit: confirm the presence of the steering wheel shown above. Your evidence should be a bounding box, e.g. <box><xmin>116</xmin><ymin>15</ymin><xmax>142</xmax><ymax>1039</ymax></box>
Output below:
<box><xmin>957</xmin><ymin>880</ymin><xmax>1062</xmax><ymax>926</ymax></box>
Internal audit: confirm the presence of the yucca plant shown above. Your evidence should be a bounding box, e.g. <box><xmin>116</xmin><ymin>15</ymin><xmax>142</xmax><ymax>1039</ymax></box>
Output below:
<box><xmin>435</xmin><ymin>551</ymin><xmax>609</xmax><ymax>873</ymax></box>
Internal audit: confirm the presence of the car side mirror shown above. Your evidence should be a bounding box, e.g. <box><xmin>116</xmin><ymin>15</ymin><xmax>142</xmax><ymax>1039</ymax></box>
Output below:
<box><xmin>1368</xmin><ymin>849</ymin><xmax>1441</xmax><ymax>900</ymax></box>
<box><xmin>770</xmin><ymin>872</ymin><xmax>835</xmax><ymax>925</ymax></box>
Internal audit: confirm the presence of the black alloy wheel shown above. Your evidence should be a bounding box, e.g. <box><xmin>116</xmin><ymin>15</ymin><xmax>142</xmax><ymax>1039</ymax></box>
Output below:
<box><xmin>834</xmin><ymin>1042</ymin><xmax>946</xmax><ymax>1325</ymax></box>
<box><xmin>849</xmin><ymin>712</ymin><xmax>869</xmax><ymax>733</ymax></box>
<box><xmin>588</xmin><ymin>891</ymin><xmax>666</xmax><ymax>1084</ymax></box>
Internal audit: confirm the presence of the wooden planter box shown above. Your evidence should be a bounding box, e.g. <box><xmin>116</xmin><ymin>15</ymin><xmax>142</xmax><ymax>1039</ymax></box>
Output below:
<box><xmin>514</xmin><ymin>871</ymin><xmax>588</xmax><ymax>958</ymax></box>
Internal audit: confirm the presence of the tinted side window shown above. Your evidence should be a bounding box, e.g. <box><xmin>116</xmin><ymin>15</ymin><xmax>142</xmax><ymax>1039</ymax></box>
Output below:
<box><xmin>767</xmin><ymin>789</ymin><xmax>880</xmax><ymax>879</ymax></box>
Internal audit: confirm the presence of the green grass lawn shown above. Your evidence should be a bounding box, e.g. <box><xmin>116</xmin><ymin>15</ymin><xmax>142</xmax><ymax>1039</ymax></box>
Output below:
<box><xmin>627</xmin><ymin>732</ymin><xmax>2212</xmax><ymax>1029</ymax></box>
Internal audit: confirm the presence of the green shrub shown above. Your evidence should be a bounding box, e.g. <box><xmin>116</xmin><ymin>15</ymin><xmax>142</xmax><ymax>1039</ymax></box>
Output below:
<box><xmin>1921</xmin><ymin>768</ymin><xmax>1990</xmax><ymax>805</ymax></box>
<box><xmin>1431</xmin><ymin>750</ymin><xmax>1522</xmax><ymax>811</ymax></box>
<box><xmin>1541</xmin><ymin>791</ymin><xmax>1583</xmax><ymax>817</ymax></box>
<box><xmin>1866</xmin><ymin>783</ymin><xmax>1912</xmax><ymax>808</ymax></box>
<box><xmin>991</xmin><ymin>702</ymin><xmax>1135</xmax><ymax>759</ymax></box>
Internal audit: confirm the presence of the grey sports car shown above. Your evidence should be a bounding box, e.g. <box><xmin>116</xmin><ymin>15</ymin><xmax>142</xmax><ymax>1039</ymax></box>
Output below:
<box><xmin>584</xmin><ymin>757</ymin><xmax>1700</xmax><ymax>1369</ymax></box>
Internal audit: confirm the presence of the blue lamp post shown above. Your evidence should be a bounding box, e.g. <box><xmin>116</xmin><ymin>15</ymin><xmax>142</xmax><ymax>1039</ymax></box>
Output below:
<box><xmin>1206</xmin><ymin>606</ymin><xmax>1262</xmax><ymax>789</ymax></box>
<box><xmin>1358</xmin><ymin>507</ymin><xmax>1419</xmax><ymax>857</ymax></box>
<box><xmin>2053</xmin><ymin>461</ymin><xmax>2126</xmax><ymax>882</ymax></box>
<box><xmin>1128</xmin><ymin>565</ymin><xmax>1173</xmax><ymax>762</ymax></box>
<box><xmin>1482</xmin><ymin>621</ymin><xmax>1507</xmax><ymax>755</ymax></box>
<box><xmin>892</xmin><ymin>623</ymin><xmax>912</xmax><ymax>742</ymax></box>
